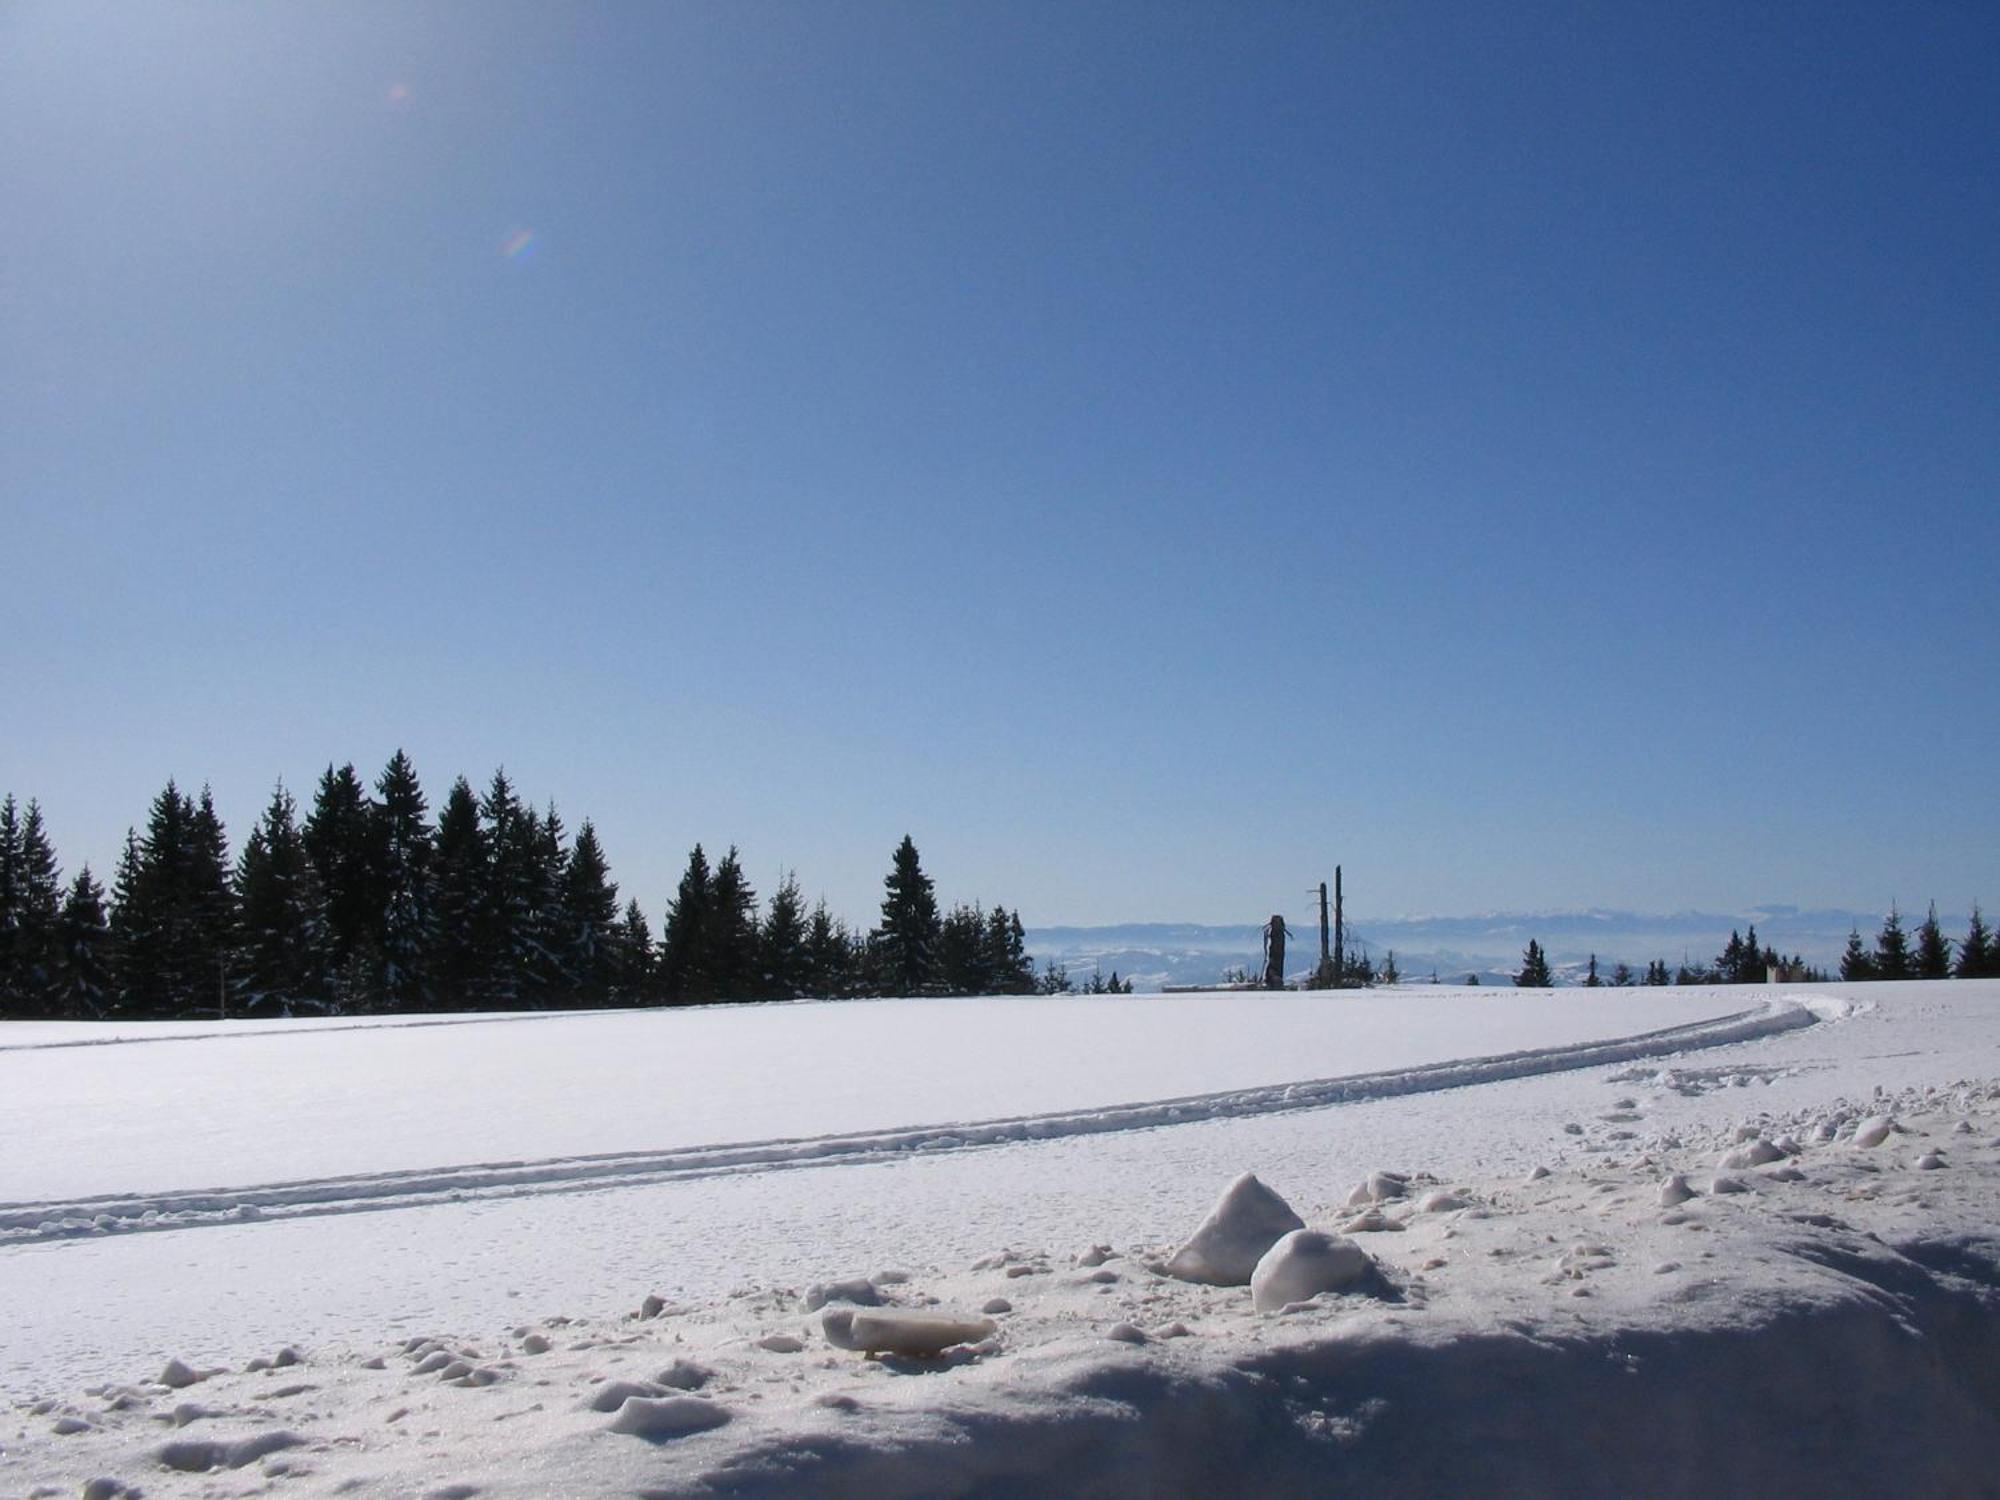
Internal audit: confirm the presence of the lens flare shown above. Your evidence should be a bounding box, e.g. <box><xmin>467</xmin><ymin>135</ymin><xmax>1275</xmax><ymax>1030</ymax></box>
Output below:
<box><xmin>386</xmin><ymin>82</ymin><xmax>411</xmax><ymax>105</ymax></box>
<box><xmin>500</xmin><ymin>229</ymin><xmax>537</xmax><ymax>261</ymax></box>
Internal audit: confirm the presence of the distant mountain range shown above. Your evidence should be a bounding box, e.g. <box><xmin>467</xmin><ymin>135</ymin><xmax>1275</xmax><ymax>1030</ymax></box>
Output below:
<box><xmin>1023</xmin><ymin>906</ymin><xmax>1920</xmax><ymax>992</ymax></box>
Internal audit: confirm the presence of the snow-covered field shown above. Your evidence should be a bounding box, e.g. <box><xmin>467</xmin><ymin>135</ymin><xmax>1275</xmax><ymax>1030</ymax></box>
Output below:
<box><xmin>6</xmin><ymin>982</ymin><xmax>1999</xmax><ymax>1497</ymax></box>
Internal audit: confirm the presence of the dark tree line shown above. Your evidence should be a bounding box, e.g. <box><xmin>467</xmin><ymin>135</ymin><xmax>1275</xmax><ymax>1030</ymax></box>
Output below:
<box><xmin>0</xmin><ymin>765</ymin><xmax>1037</xmax><ymax>1020</ymax></box>
<box><xmin>1515</xmin><ymin>923</ymin><xmax>1832</xmax><ymax>988</ymax></box>
<box><xmin>1840</xmin><ymin>903</ymin><xmax>1996</xmax><ymax>981</ymax></box>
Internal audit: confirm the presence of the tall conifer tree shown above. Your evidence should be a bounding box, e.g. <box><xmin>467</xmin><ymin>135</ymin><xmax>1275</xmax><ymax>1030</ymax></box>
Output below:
<box><xmin>559</xmin><ymin>819</ymin><xmax>619</xmax><ymax>1008</ymax></box>
<box><xmin>1873</xmin><ymin>907</ymin><xmax>1913</xmax><ymax>981</ymax></box>
<box><xmin>303</xmin><ymin>764</ymin><xmax>380</xmax><ymax>994</ymax></box>
<box><xmin>874</xmin><ymin>836</ymin><xmax>940</xmax><ymax>997</ymax></box>
<box><xmin>233</xmin><ymin>783</ymin><xmax>334</xmax><ymax>1013</ymax></box>
<box><xmin>430</xmin><ymin>777</ymin><xmax>488</xmax><ymax>1010</ymax></box>
<box><xmin>759</xmin><ymin>872</ymin><xmax>809</xmax><ymax>1000</ymax></box>
<box><xmin>1957</xmin><ymin>907</ymin><xmax>1994</xmax><ymax>980</ymax></box>
<box><xmin>16</xmin><ymin>801</ymin><xmax>62</xmax><ymax>1008</ymax></box>
<box><xmin>659</xmin><ymin>844</ymin><xmax>714</xmax><ymax>1003</ymax></box>
<box><xmin>707</xmin><ymin>847</ymin><xmax>758</xmax><ymax>1001</ymax></box>
<box><xmin>54</xmin><ymin>867</ymin><xmax>111</xmax><ymax>1018</ymax></box>
<box><xmin>1914</xmin><ymin>902</ymin><xmax>1952</xmax><ymax>980</ymax></box>
<box><xmin>612</xmin><ymin>898</ymin><xmax>655</xmax><ymax>1006</ymax></box>
<box><xmin>374</xmin><ymin>750</ymin><xmax>434</xmax><ymax>1011</ymax></box>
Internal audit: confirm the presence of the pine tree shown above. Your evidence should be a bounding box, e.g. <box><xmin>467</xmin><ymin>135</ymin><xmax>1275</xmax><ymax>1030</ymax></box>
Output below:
<box><xmin>874</xmin><ymin>836</ymin><xmax>940</xmax><ymax>997</ymax></box>
<box><xmin>107</xmin><ymin>829</ymin><xmax>146</xmax><ymax>1014</ymax></box>
<box><xmin>185</xmin><ymin>786</ymin><xmax>237</xmax><ymax>1014</ymax></box>
<box><xmin>981</xmin><ymin>906</ymin><xmax>1035</xmax><ymax>995</ymax></box>
<box><xmin>708</xmin><ymin>847</ymin><xmax>759</xmax><ymax>1002</ymax></box>
<box><xmin>803</xmin><ymin>899</ymin><xmax>852</xmax><ymax>999</ymax></box>
<box><xmin>1873</xmin><ymin>907</ymin><xmax>1913</xmax><ymax>981</ymax></box>
<box><xmin>1644</xmin><ymin>959</ymin><xmax>1670</xmax><ymax>985</ymax></box>
<box><xmin>611</xmin><ymin>898</ymin><xmax>655</xmax><ymax>1005</ymax></box>
<box><xmin>0</xmin><ymin>795</ymin><xmax>20</xmax><ymax>1011</ymax></box>
<box><xmin>303</xmin><ymin>764</ymin><xmax>381</xmax><ymax>993</ymax></box>
<box><xmin>118</xmin><ymin>782</ymin><xmax>194</xmax><ymax>1014</ymax></box>
<box><xmin>1839</xmin><ymin>928</ymin><xmax>1876</xmax><ymax>982</ymax></box>
<box><xmin>1379</xmin><ymin>950</ymin><xmax>1401</xmax><ymax>986</ymax></box>
<box><xmin>373</xmin><ymin>750</ymin><xmax>434</xmax><ymax>1012</ymax></box>
<box><xmin>1956</xmin><ymin>906</ymin><xmax>1993</xmax><ymax>980</ymax></box>
<box><xmin>477</xmin><ymin>770</ymin><xmax>534</xmax><ymax>1008</ymax></box>
<box><xmin>232</xmin><ymin>782</ymin><xmax>335</xmax><ymax>1014</ymax></box>
<box><xmin>16</xmin><ymin>801</ymin><xmax>62</xmax><ymax>1009</ymax></box>
<box><xmin>659</xmin><ymin>844</ymin><xmax>714</xmax><ymax>1003</ymax></box>
<box><xmin>1515</xmin><ymin>939</ymin><xmax>1552</xmax><ymax>988</ymax></box>
<box><xmin>1914</xmin><ymin>902</ymin><xmax>1952</xmax><ymax>980</ymax></box>
<box><xmin>521</xmin><ymin>802</ymin><xmax>570</xmax><ymax>1004</ymax></box>
<box><xmin>53</xmin><ymin>867</ymin><xmax>111</xmax><ymax>1017</ymax></box>
<box><xmin>759</xmin><ymin>872</ymin><xmax>809</xmax><ymax>1000</ymax></box>
<box><xmin>1718</xmin><ymin>930</ymin><xmax>1746</xmax><ymax>984</ymax></box>
<box><xmin>559</xmin><ymin>819</ymin><xmax>619</xmax><ymax>1008</ymax></box>
<box><xmin>430</xmin><ymin>777</ymin><xmax>488</xmax><ymax>1010</ymax></box>
<box><xmin>1584</xmin><ymin>953</ymin><xmax>1600</xmax><ymax>988</ymax></box>
<box><xmin>1611</xmin><ymin>962</ymin><xmax>1634</xmax><ymax>986</ymax></box>
<box><xmin>937</xmin><ymin>902</ymin><xmax>988</xmax><ymax>995</ymax></box>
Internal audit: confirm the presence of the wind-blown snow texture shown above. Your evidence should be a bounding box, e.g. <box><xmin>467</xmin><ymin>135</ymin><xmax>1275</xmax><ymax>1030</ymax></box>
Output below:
<box><xmin>5</xmin><ymin>981</ymin><xmax>1999</xmax><ymax>1498</ymax></box>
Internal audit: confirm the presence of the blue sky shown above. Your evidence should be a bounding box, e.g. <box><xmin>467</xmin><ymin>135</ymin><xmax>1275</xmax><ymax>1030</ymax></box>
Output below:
<box><xmin>3</xmin><ymin>2</ymin><xmax>1995</xmax><ymax>929</ymax></box>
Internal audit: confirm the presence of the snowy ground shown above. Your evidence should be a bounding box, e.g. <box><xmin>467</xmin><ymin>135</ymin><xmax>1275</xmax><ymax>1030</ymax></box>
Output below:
<box><xmin>5</xmin><ymin>982</ymin><xmax>1999</xmax><ymax>1497</ymax></box>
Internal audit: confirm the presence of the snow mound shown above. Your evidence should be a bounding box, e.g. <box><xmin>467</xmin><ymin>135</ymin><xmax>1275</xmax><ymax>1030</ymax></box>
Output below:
<box><xmin>1165</xmin><ymin>1173</ymin><xmax>1305</xmax><ymax>1285</ymax></box>
<box><xmin>1250</xmin><ymin>1230</ymin><xmax>1375</xmax><ymax>1311</ymax></box>
<box><xmin>606</xmin><ymin>1395</ymin><xmax>731</xmax><ymax>1441</ymax></box>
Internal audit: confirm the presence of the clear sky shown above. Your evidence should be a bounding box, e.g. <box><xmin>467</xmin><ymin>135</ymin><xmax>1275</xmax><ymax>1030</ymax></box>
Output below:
<box><xmin>3</xmin><ymin>2</ymin><xmax>1995</xmax><ymax>930</ymax></box>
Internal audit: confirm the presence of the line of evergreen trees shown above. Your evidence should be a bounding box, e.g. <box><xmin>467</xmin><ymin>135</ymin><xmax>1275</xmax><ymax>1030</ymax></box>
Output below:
<box><xmin>1838</xmin><ymin>903</ymin><xmax>1997</xmax><ymax>981</ymax></box>
<box><xmin>1514</xmin><ymin>926</ymin><xmax>1824</xmax><ymax>987</ymax></box>
<box><xmin>1512</xmin><ymin>908</ymin><xmax>1999</xmax><ymax>988</ymax></box>
<box><xmin>0</xmin><ymin>759</ymin><xmax>1038</xmax><ymax>1020</ymax></box>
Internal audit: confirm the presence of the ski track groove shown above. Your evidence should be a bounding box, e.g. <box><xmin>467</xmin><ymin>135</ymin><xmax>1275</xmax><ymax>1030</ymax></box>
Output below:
<box><xmin>1</xmin><ymin>1000</ymin><xmax>1821</xmax><ymax>1247</ymax></box>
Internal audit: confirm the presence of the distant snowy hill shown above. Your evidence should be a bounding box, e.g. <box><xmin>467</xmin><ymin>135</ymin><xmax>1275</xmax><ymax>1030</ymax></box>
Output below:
<box><xmin>1025</xmin><ymin>906</ymin><xmax>1897</xmax><ymax>991</ymax></box>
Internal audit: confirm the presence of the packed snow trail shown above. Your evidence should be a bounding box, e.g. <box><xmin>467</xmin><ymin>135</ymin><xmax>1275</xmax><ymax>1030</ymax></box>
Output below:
<box><xmin>0</xmin><ymin>998</ymin><xmax>1819</xmax><ymax>1246</ymax></box>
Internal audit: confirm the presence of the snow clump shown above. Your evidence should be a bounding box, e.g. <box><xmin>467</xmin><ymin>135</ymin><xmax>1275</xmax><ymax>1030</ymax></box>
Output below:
<box><xmin>1250</xmin><ymin>1230</ymin><xmax>1375</xmax><ymax>1311</ymax></box>
<box><xmin>1164</xmin><ymin>1172</ymin><xmax>1305</xmax><ymax>1285</ymax></box>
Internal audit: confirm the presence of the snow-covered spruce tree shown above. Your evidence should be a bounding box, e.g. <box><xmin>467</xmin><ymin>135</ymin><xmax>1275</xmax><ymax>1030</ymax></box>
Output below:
<box><xmin>53</xmin><ymin>867</ymin><xmax>111</xmax><ymax>1018</ymax></box>
<box><xmin>1873</xmin><ymin>907</ymin><xmax>1913</xmax><ymax>981</ymax></box>
<box><xmin>1584</xmin><ymin>953</ymin><xmax>1600</xmax><ymax>987</ymax></box>
<box><xmin>707</xmin><ymin>847</ymin><xmax>759</xmax><ymax>1002</ymax></box>
<box><xmin>758</xmin><ymin>872</ymin><xmax>809</xmax><ymax>1001</ymax></box>
<box><xmin>1957</xmin><ymin>907</ymin><xmax>1994</xmax><ymax>980</ymax></box>
<box><xmin>874</xmin><ymin>835</ymin><xmax>940</xmax><ymax>997</ymax></box>
<box><xmin>373</xmin><ymin>750</ymin><xmax>434</xmax><ymax>1013</ymax></box>
<box><xmin>1515</xmin><ymin>939</ymin><xmax>1552</xmax><ymax>988</ymax></box>
<box><xmin>1914</xmin><ymin>902</ymin><xmax>1953</xmax><ymax>980</ymax></box>
<box><xmin>429</xmin><ymin>776</ymin><xmax>488</xmax><ymax>1011</ymax></box>
<box><xmin>232</xmin><ymin>782</ymin><xmax>335</xmax><ymax>1015</ymax></box>
<box><xmin>559</xmin><ymin>819</ymin><xmax>619</xmax><ymax>1008</ymax></box>
<box><xmin>658</xmin><ymin>843</ymin><xmax>714</xmax><ymax>1004</ymax></box>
